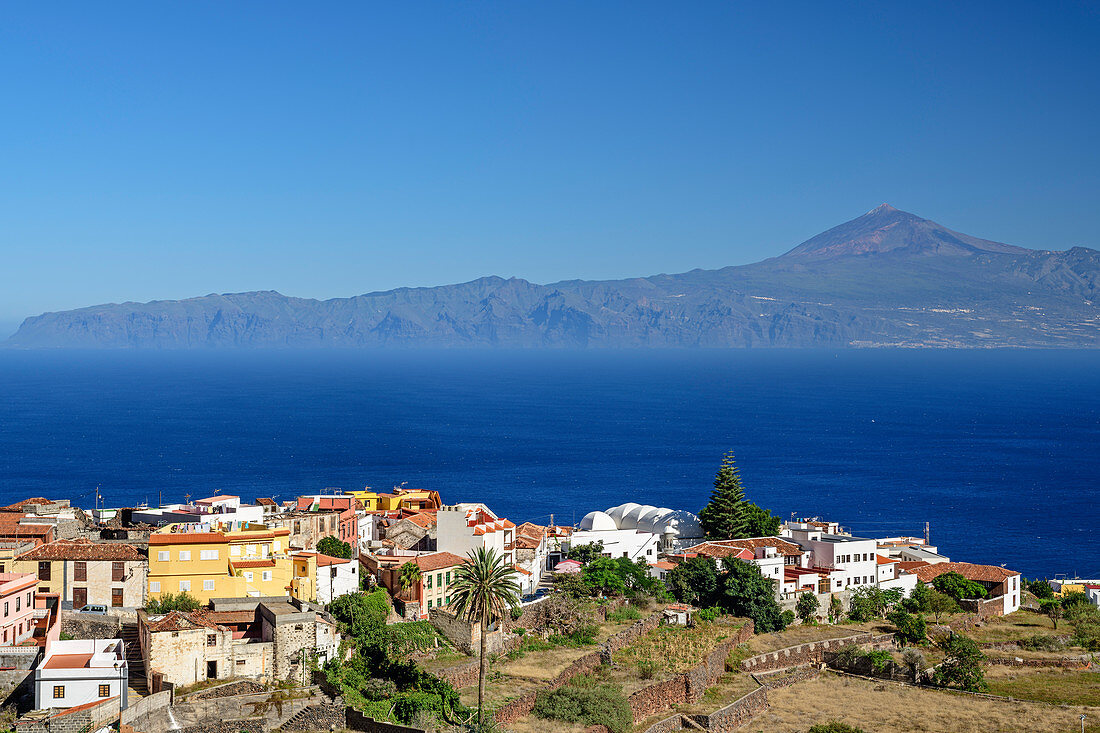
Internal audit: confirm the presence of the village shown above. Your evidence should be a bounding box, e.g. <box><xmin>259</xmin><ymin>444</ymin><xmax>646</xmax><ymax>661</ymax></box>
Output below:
<box><xmin>0</xmin><ymin>485</ymin><xmax>1097</xmax><ymax>733</ymax></box>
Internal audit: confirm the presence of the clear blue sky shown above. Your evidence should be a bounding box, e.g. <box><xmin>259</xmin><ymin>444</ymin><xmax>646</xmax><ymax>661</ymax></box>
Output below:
<box><xmin>1</xmin><ymin>1</ymin><xmax>1098</xmax><ymax>329</ymax></box>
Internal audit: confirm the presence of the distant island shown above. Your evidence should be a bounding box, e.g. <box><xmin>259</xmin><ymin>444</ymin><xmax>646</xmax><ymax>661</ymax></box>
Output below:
<box><xmin>8</xmin><ymin>204</ymin><xmax>1099</xmax><ymax>349</ymax></box>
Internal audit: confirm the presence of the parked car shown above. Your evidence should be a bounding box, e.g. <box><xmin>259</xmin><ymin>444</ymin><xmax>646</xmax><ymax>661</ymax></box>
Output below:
<box><xmin>76</xmin><ymin>604</ymin><xmax>108</xmax><ymax>615</ymax></box>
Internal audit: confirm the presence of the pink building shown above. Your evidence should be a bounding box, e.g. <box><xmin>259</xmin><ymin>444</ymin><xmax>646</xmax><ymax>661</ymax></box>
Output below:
<box><xmin>1</xmin><ymin>572</ymin><xmax>38</xmax><ymax>646</ymax></box>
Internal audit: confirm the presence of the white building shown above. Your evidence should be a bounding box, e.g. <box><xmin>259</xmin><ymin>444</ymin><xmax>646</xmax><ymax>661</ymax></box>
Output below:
<box><xmin>437</xmin><ymin>504</ymin><xmax>515</xmax><ymax>567</ymax></box>
<box><xmin>571</xmin><ymin>503</ymin><xmax>702</xmax><ymax>563</ymax></box>
<box><xmin>131</xmin><ymin>495</ymin><xmax>265</xmax><ymax>529</ymax></box>
<box><xmin>677</xmin><ymin>538</ymin><xmax>804</xmax><ymax>597</ymax></box>
<box><xmin>311</xmin><ymin>553</ymin><xmax>358</xmax><ymax>604</ymax></box>
<box><xmin>34</xmin><ymin>638</ymin><xmax>128</xmax><ymax>711</ymax></box>
<box><xmin>783</xmin><ymin>525</ymin><xmax>883</xmax><ymax>595</ymax></box>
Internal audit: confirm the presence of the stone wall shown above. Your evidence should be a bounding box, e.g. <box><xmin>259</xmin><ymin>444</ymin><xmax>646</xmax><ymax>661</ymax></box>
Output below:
<box><xmin>492</xmin><ymin>651</ymin><xmax>604</xmax><ymax>725</ymax></box>
<box><xmin>959</xmin><ymin>596</ymin><xmax>1007</xmax><ymax>619</ymax></box>
<box><xmin>985</xmin><ymin>656</ymin><xmax>1092</xmax><ymax>668</ymax></box>
<box><xmin>434</xmin><ymin>659</ymin><xmax>481</xmax><ymax>689</ymax></box>
<box><xmin>428</xmin><ymin>609</ymin><xmax>506</xmax><ymax>656</ymax></box>
<box><xmin>345</xmin><ymin>709</ymin><xmax>428</xmax><ymax>733</ymax></box>
<box><xmin>627</xmin><ymin>676</ymin><xmax>689</xmax><ymax>720</ymax></box>
<box><xmin>61</xmin><ymin>609</ymin><xmax>123</xmax><ymax>640</ymax></box>
<box><xmin>120</xmin><ymin>689</ymin><xmax>172</xmax><ymax>733</ymax></box>
<box><xmin>170</xmin><ymin>688</ymin><xmax>319</xmax><ymax>731</ymax></box>
<box><xmin>752</xmin><ymin>665</ymin><xmax>820</xmax><ymax>689</ymax></box>
<box><xmin>0</xmin><ymin>668</ymin><xmax>35</xmax><ymax>710</ymax></box>
<box><xmin>278</xmin><ymin>703</ymin><xmax>345</xmax><ymax>731</ymax></box>
<box><xmin>739</xmin><ymin>633</ymin><xmax>894</xmax><ymax>674</ymax></box>
<box><xmin>692</xmin><ymin>685</ymin><xmax>768</xmax><ymax>733</ymax></box>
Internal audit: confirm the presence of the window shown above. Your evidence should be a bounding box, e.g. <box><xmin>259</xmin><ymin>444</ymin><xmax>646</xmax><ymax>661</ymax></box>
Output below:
<box><xmin>243</xmin><ymin>572</ymin><xmax>253</xmax><ymax>582</ymax></box>
<box><xmin>158</xmin><ymin>551</ymin><xmax>169</xmax><ymax>562</ymax></box>
<box><xmin>112</xmin><ymin>588</ymin><xmax>124</xmax><ymax>607</ymax></box>
<box><xmin>39</xmin><ymin>562</ymin><xmax>51</xmax><ymax>581</ymax></box>
<box><xmin>26</xmin><ymin>592</ymin><xmax>31</xmax><ymax>606</ymax></box>
<box><xmin>15</xmin><ymin>596</ymin><xmax>20</xmax><ymax>612</ymax></box>
<box><xmin>262</xmin><ymin>571</ymin><xmax>271</xmax><ymax>582</ymax></box>
<box><xmin>230</xmin><ymin>546</ymin><xmax>241</xmax><ymax>557</ymax></box>
<box><xmin>149</xmin><ymin>582</ymin><xmax>161</xmax><ymax>593</ymax></box>
<box><xmin>179</xmin><ymin>580</ymin><xmax>191</xmax><ymax>592</ymax></box>
<box><xmin>427</xmin><ymin>599</ymin><xmax>432</xmax><ymax>609</ymax></box>
<box><xmin>445</xmin><ymin>596</ymin><xmax>450</xmax><ymax>605</ymax></box>
<box><xmin>113</xmin><ymin>562</ymin><xmax>125</xmax><ymax>581</ymax></box>
<box><xmin>203</xmin><ymin>580</ymin><xmax>216</xmax><ymax>591</ymax></box>
<box><xmin>646</xmin><ymin>548</ymin><xmax>653</xmax><ymax>555</ymax></box>
<box><xmin>99</xmin><ymin>685</ymin><xmax>110</xmax><ymax>698</ymax></box>
<box><xmin>426</xmin><ymin>575</ymin><xmax>432</xmax><ymax>589</ymax></box>
<box><xmin>246</xmin><ymin>545</ymin><xmax>256</xmax><ymax>556</ymax></box>
<box><xmin>3</xmin><ymin>602</ymin><xmax>7</xmax><ymax>617</ymax></box>
<box><xmin>179</xmin><ymin>550</ymin><xmax>191</xmax><ymax>561</ymax></box>
<box><xmin>445</xmin><ymin>571</ymin><xmax>451</xmax><ymax>584</ymax></box>
<box><xmin>200</xmin><ymin>550</ymin><xmax>219</xmax><ymax>561</ymax></box>
<box><xmin>436</xmin><ymin>572</ymin><xmax>442</xmax><ymax>587</ymax></box>
<box><xmin>53</xmin><ymin>686</ymin><xmax>64</xmax><ymax>699</ymax></box>
<box><xmin>236</xmin><ymin>659</ymin><xmax>246</xmax><ymax>666</ymax></box>
<box><xmin>74</xmin><ymin>562</ymin><xmax>87</xmax><ymax>582</ymax></box>
<box><xmin>207</xmin><ymin>634</ymin><xmax>217</xmax><ymax>647</ymax></box>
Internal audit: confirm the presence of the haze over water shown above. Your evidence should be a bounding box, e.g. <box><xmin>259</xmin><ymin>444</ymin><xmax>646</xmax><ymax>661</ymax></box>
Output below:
<box><xmin>0</xmin><ymin>349</ymin><xmax>1095</xmax><ymax>579</ymax></box>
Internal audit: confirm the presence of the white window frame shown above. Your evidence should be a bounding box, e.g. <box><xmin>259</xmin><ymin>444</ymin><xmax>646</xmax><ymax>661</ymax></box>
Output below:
<box><xmin>149</xmin><ymin>582</ymin><xmax>161</xmax><ymax>593</ymax></box>
<box><xmin>178</xmin><ymin>550</ymin><xmax>191</xmax><ymax>562</ymax></box>
<box><xmin>200</xmin><ymin>550</ymin><xmax>219</xmax><ymax>561</ymax></box>
<box><xmin>243</xmin><ymin>572</ymin><xmax>254</xmax><ymax>582</ymax></box>
<box><xmin>203</xmin><ymin>579</ymin><xmax>216</xmax><ymax>591</ymax></box>
<box><xmin>179</xmin><ymin>580</ymin><xmax>191</xmax><ymax>592</ymax></box>
<box><xmin>262</xmin><ymin>570</ymin><xmax>272</xmax><ymax>582</ymax></box>
<box><xmin>230</xmin><ymin>546</ymin><xmax>241</xmax><ymax>557</ymax></box>
<box><xmin>157</xmin><ymin>551</ymin><xmax>169</xmax><ymax>562</ymax></box>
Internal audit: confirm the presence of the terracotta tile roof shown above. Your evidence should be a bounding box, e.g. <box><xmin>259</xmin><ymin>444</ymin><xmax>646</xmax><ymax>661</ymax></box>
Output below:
<box><xmin>0</xmin><ymin>498</ymin><xmax>56</xmax><ymax>512</ymax></box>
<box><xmin>16</xmin><ymin>538</ymin><xmax>144</xmax><ymax>562</ymax></box>
<box><xmin>0</xmin><ymin>518</ymin><xmax>53</xmax><ymax>537</ymax></box>
<box><xmin>144</xmin><ymin>610</ymin><xmax>223</xmax><ymax>632</ymax></box>
<box><xmin>896</xmin><ymin>561</ymin><xmax>930</xmax><ymax>572</ymax></box>
<box><xmin>512</xmin><ymin>564</ymin><xmax>532</xmax><ymax>576</ymax></box>
<box><xmin>403</xmin><ymin>512</ymin><xmax>437</xmax><ymax>529</ymax></box>
<box><xmin>230</xmin><ymin>559</ymin><xmax>276</xmax><ymax>569</ymax></box>
<box><xmin>514</xmin><ymin>522</ymin><xmax>547</xmax><ymax>549</ymax></box>
<box><xmin>913</xmin><ymin>561</ymin><xmax>1020</xmax><ymax>584</ymax></box>
<box><xmin>411</xmin><ymin>552</ymin><xmax>467</xmax><ymax>573</ymax></box>
<box><xmin>652</xmin><ymin>561</ymin><xmax>677</xmax><ymax>570</ymax></box>
<box><xmin>194</xmin><ymin>495</ymin><xmax>238</xmax><ymax>505</ymax></box>
<box><xmin>683</xmin><ymin>537</ymin><xmax>802</xmax><ymax>558</ymax></box>
<box><xmin>876</xmin><ymin>555</ymin><xmax>899</xmax><ymax>565</ymax></box>
<box><xmin>256</xmin><ymin>498</ymin><xmax>277</xmax><ymax>506</ymax></box>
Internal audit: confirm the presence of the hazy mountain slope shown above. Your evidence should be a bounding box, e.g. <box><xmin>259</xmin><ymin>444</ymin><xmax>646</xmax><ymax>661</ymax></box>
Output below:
<box><xmin>8</xmin><ymin>206</ymin><xmax>1099</xmax><ymax>349</ymax></box>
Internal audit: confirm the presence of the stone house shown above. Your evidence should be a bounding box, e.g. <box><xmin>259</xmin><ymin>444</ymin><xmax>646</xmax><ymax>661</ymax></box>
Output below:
<box><xmin>137</xmin><ymin>597</ymin><xmax>339</xmax><ymax>689</ymax></box>
<box><xmin>266</xmin><ymin>511</ymin><xmax>346</xmax><ymax>552</ymax></box>
<box><xmin>913</xmin><ymin>561</ymin><xmax>1022</xmax><ymax>614</ymax></box>
<box><xmin>383</xmin><ymin>511</ymin><xmax>437</xmax><ymax>552</ymax></box>
<box><xmin>14</xmin><ymin>539</ymin><xmax>147</xmax><ymax>610</ymax></box>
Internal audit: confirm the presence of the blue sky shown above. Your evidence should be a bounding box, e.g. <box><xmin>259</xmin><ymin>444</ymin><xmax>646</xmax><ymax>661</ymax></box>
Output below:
<box><xmin>1</xmin><ymin>1</ymin><xmax>1098</xmax><ymax>329</ymax></box>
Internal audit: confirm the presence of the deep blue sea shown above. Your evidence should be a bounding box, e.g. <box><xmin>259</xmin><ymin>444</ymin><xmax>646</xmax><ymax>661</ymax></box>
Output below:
<box><xmin>0</xmin><ymin>349</ymin><xmax>1096</xmax><ymax>579</ymax></box>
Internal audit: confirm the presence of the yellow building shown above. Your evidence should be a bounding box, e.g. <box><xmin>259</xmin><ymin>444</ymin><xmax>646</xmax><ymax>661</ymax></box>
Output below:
<box><xmin>147</xmin><ymin>523</ymin><xmax>292</xmax><ymax>604</ymax></box>
<box><xmin>289</xmin><ymin>552</ymin><xmax>318</xmax><ymax>603</ymax></box>
<box><xmin>344</xmin><ymin>487</ymin><xmax>441</xmax><ymax>512</ymax></box>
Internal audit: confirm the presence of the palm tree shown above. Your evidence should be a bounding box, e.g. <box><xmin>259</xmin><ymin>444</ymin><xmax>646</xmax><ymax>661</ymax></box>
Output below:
<box><xmin>449</xmin><ymin>547</ymin><xmax>521</xmax><ymax>726</ymax></box>
<box><xmin>398</xmin><ymin>561</ymin><xmax>422</xmax><ymax>601</ymax></box>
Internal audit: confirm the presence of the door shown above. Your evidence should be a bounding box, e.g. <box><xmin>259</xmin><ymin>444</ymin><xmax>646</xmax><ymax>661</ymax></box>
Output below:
<box><xmin>207</xmin><ymin>660</ymin><xmax>217</xmax><ymax>679</ymax></box>
<box><xmin>111</xmin><ymin>588</ymin><xmax>124</xmax><ymax>607</ymax></box>
<box><xmin>73</xmin><ymin>587</ymin><xmax>87</xmax><ymax>609</ymax></box>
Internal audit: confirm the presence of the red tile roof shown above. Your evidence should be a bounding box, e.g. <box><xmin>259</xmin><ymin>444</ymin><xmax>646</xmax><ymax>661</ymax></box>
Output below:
<box><xmin>256</xmin><ymin>498</ymin><xmax>277</xmax><ymax>506</ymax></box>
<box><xmin>913</xmin><ymin>562</ymin><xmax>1020</xmax><ymax>584</ymax></box>
<box><xmin>411</xmin><ymin>552</ymin><xmax>466</xmax><ymax>573</ymax></box>
<box><xmin>876</xmin><ymin>555</ymin><xmax>899</xmax><ymax>565</ymax></box>
<box><xmin>230</xmin><ymin>559</ymin><xmax>276</xmax><ymax>569</ymax></box>
<box><xmin>683</xmin><ymin>538</ymin><xmax>801</xmax><ymax>558</ymax></box>
<box><xmin>896</xmin><ymin>561</ymin><xmax>930</xmax><ymax>573</ymax></box>
<box><xmin>43</xmin><ymin>653</ymin><xmax>94</xmax><ymax>669</ymax></box>
<box><xmin>144</xmin><ymin>610</ymin><xmax>223</xmax><ymax>632</ymax></box>
<box><xmin>403</xmin><ymin>512</ymin><xmax>437</xmax><ymax>529</ymax></box>
<box><xmin>0</xmin><ymin>498</ymin><xmax>56</xmax><ymax>512</ymax></box>
<box><xmin>294</xmin><ymin>552</ymin><xmax>350</xmax><ymax>567</ymax></box>
<box><xmin>17</xmin><ymin>539</ymin><xmax>144</xmax><ymax>562</ymax></box>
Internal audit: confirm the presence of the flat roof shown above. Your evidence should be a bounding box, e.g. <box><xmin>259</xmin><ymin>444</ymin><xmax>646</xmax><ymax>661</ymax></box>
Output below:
<box><xmin>43</xmin><ymin>653</ymin><xmax>94</xmax><ymax>669</ymax></box>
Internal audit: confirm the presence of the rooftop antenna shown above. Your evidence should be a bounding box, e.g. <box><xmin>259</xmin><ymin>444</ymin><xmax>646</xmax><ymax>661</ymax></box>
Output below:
<box><xmin>184</xmin><ymin>494</ymin><xmax>191</xmax><ymax>504</ymax></box>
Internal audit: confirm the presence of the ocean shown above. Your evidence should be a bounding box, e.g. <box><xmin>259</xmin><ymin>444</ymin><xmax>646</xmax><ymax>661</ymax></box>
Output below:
<box><xmin>0</xmin><ymin>348</ymin><xmax>1095</xmax><ymax>579</ymax></box>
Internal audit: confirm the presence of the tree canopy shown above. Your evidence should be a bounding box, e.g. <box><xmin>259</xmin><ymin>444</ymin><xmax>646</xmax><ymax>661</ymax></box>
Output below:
<box><xmin>698</xmin><ymin>451</ymin><xmax>748</xmax><ymax>540</ymax></box>
<box><xmin>567</xmin><ymin>541</ymin><xmax>606</xmax><ymax>564</ymax></box>
<box><xmin>932</xmin><ymin>572</ymin><xmax>987</xmax><ymax>601</ymax></box>
<box><xmin>317</xmin><ymin>535</ymin><xmax>353</xmax><ymax>559</ymax></box>
<box><xmin>666</xmin><ymin>555</ymin><xmax>787</xmax><ymax>633</ymax></box>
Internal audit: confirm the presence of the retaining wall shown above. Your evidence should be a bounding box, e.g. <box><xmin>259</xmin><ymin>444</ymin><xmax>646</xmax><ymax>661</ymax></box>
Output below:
<box><xmin>120</xmin><ymin>689</ymin><xmax>172</xmax><ymax>733</ymax></box>
<box><xmin>739</xmin><ymin>633</ymin><xmax>894</xmax><ymax>674</ymax></box>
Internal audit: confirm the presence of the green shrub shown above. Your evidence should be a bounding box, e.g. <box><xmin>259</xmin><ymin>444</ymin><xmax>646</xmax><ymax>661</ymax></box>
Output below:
<box><xmin>532</xmin><ymin>675</ymin><xmax>632</xmax><ymax>733</ymax></box>
<box><xmin>933</xmin><ymin>633</ymin><xmax>986</xmax><ymax>692</ymax></box>
<box><xmin>549</xmin><ymin>624</ymin><xmax>598</xmax><ymax>647</ymax></box>
<box><xmin>637</xmin><ymin>660</ymin><xmax>657</xmax><ymax>680</ymax></box>
<box><xmin>146</xmin><ymin>592</ymin><xmax>201</xmax><ymax>614</ymax></box>
<box><xmin>1016</xmin><ymin>634</ymin><xmax>1066</xmax><ymax>652</ymax></box>
<box><xmin>781</xmin><ymin>609</ymin><xmax>796</xmax><ymax>627</ymax></box>
<box><xmin>696</xmin><ymin>606</ymin><xmax>721</xmax><ymax>622</ymax></box>
<box><xmin>887</xmin><ymin>609</ymin><xmax>927</xmax><ymax>644</ymax></box>
<box><xmin>608</xmin><ymin>605</ymin><xmax>642</xmax><ymax>623</ymax></box>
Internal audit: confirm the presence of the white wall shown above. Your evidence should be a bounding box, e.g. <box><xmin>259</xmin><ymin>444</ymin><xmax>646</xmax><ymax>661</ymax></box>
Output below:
<box><xmin>568</xmin><ymin>529</ymin><xmax>660</xmax><ymax>563</ymax></box>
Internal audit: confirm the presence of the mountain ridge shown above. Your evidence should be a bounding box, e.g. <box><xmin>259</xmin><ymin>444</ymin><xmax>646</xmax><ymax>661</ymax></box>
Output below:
<box><xmin>9</xmin><ymin>206</ymin><xmax>1099</xmax><ymax>349</ymax></box>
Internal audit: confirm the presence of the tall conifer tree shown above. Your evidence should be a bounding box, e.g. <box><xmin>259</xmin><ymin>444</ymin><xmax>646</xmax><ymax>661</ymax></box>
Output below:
<box><xmin>699</xmin><ymin>451</ymin><xmax>748</xmax><ymax>539</ymax></box>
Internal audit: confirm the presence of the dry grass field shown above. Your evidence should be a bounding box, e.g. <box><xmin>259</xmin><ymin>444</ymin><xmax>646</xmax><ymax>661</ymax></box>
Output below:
<box><xmin>743</xmin><ymin>621</ymin><xmax>889</xmax><ymax>654</ymax></box>
<box><xmin>985</xmin><ymin>665</ymin><xmax>1100</xmax><ymax>707</ymax></box>
<box><xmin>965</xmin><ymin>610</ymin><xmax>1061</xmax><ymax>643</ymax></box>
<box><xmin>748</xmin><ymin>673</ymin><xmax>1100</xmax><ymax>733</ymax></box>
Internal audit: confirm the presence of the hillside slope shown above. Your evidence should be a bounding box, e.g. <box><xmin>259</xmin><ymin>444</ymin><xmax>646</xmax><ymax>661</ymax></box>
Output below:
<box><xmin>8</xmin><ymin>205</ymin><xmax>1099</xmax><ymax>348</ymax></box>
